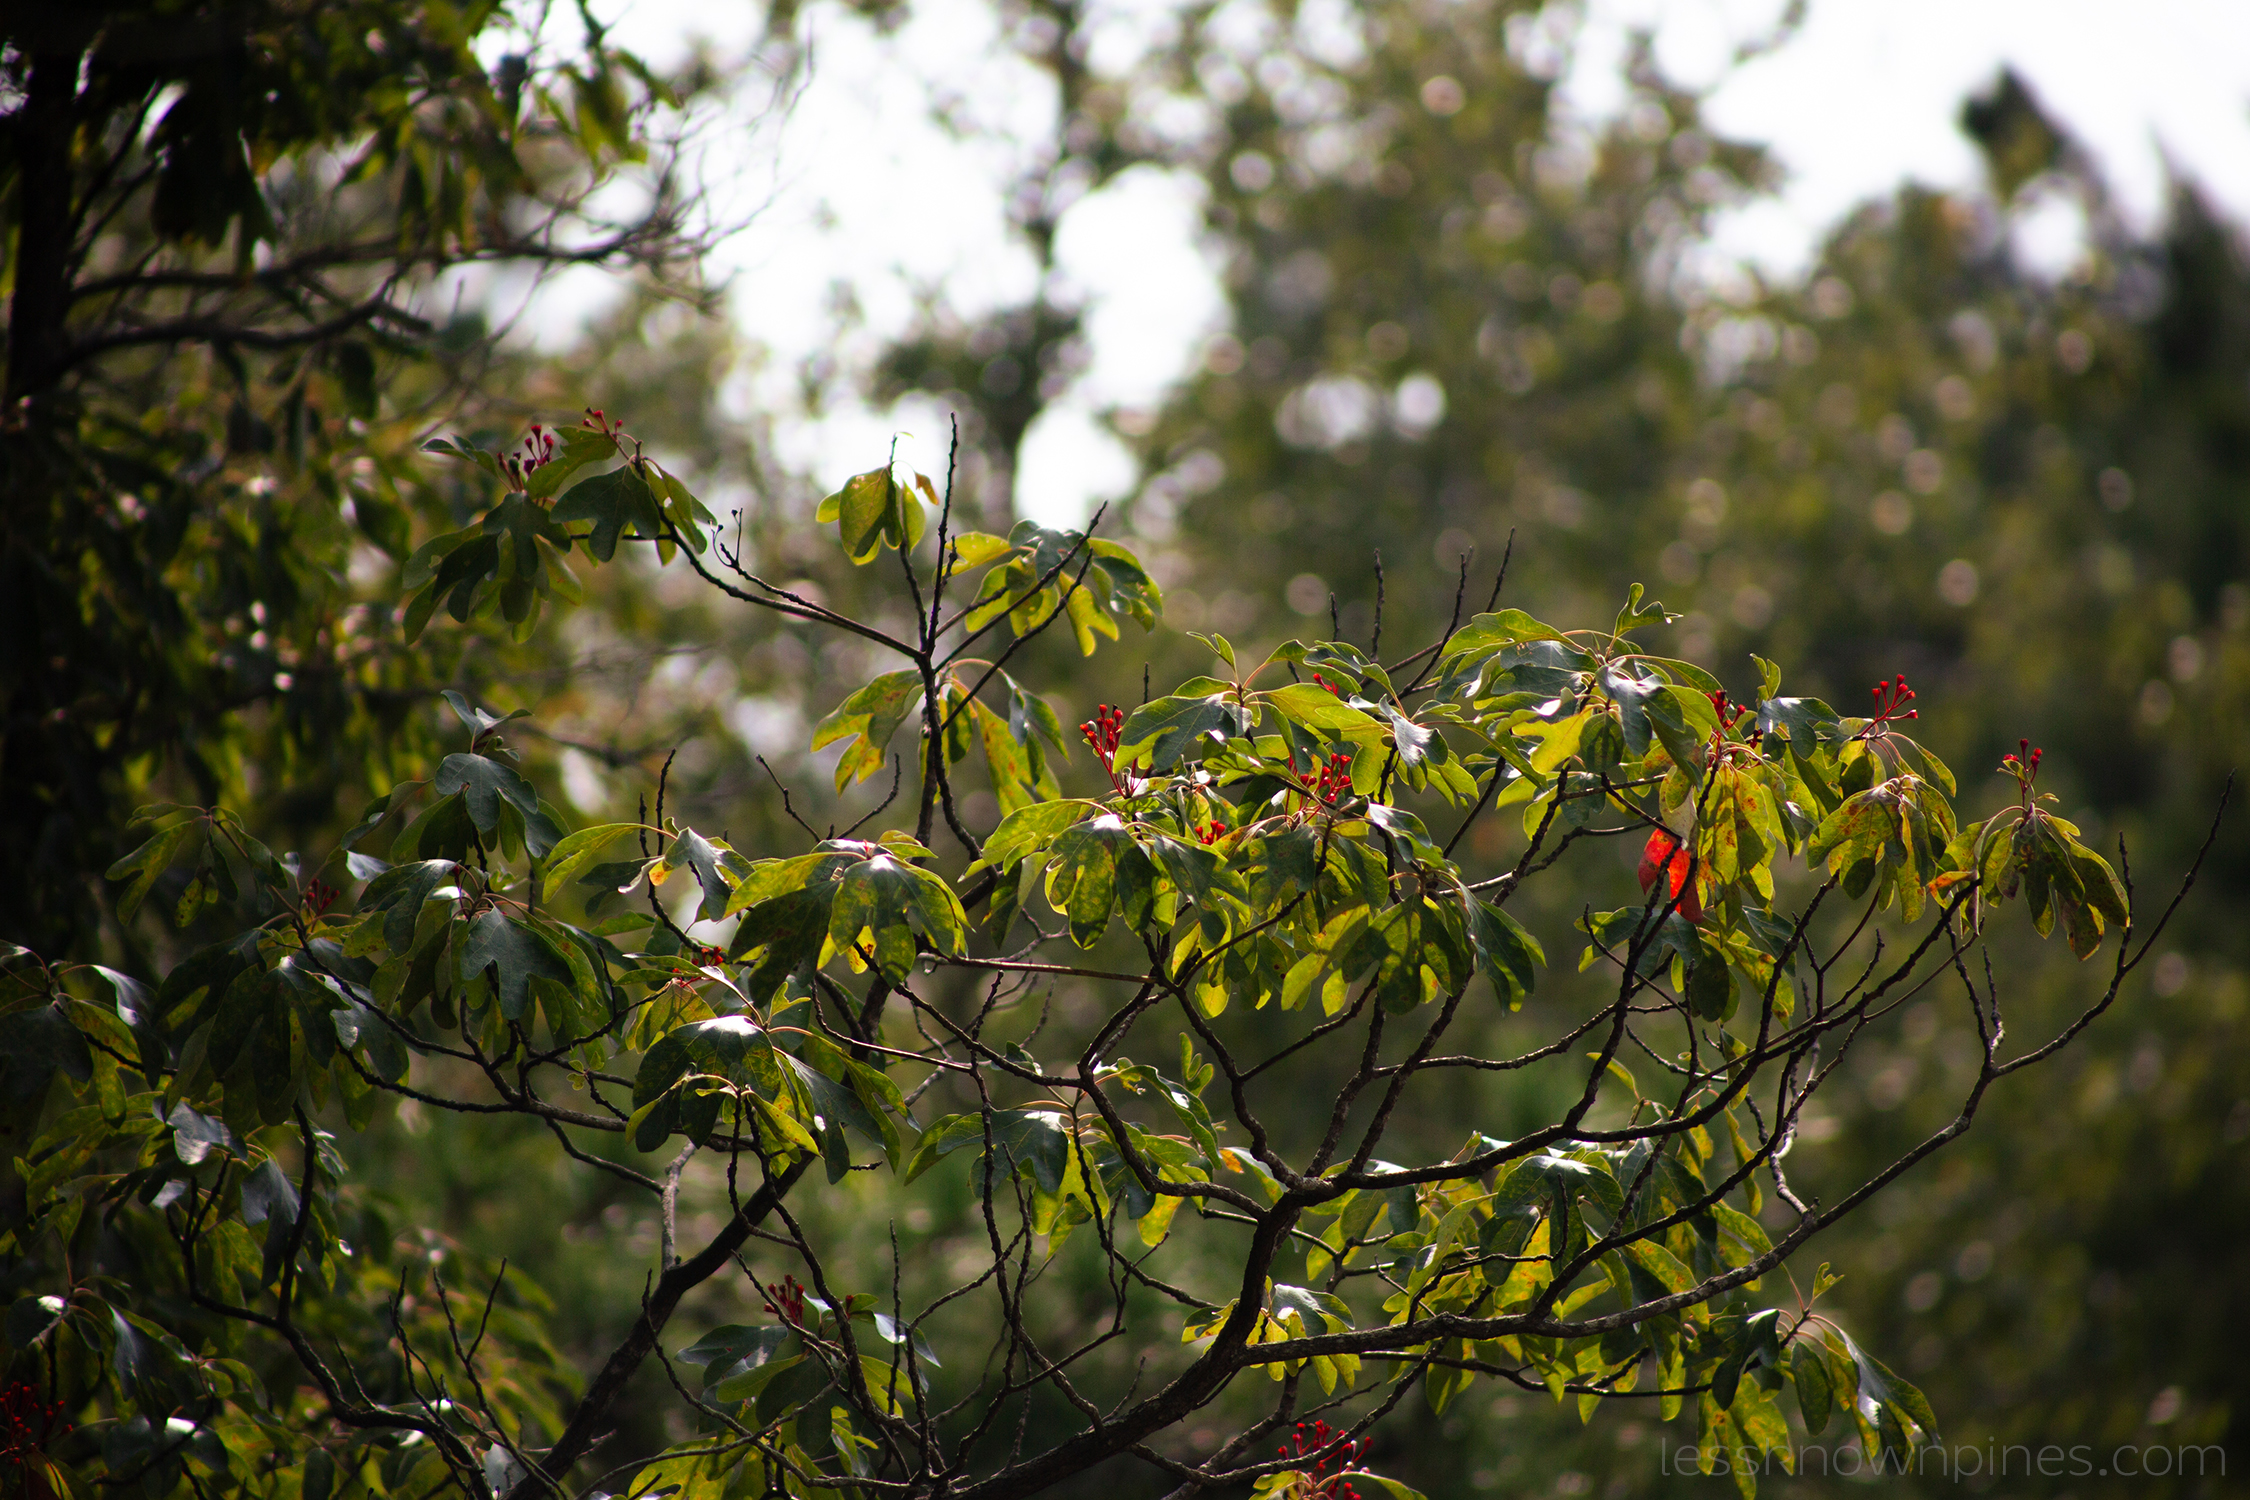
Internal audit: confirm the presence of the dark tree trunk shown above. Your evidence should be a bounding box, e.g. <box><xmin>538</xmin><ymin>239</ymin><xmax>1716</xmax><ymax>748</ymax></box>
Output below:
<box><xmin>7</xmin><ymin>45</ymin><xmax>82</xmax><ymax>403</ymax></box>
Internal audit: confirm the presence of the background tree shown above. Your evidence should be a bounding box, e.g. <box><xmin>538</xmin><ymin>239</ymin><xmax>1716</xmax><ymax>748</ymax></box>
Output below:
<box><xmin>0</xmin><ymin>0</ymin><xmax>741</xmax><ymax>957</ymax></box>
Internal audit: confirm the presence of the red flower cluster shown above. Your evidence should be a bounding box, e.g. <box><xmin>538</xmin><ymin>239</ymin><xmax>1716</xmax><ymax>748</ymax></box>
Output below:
<box><xmin>504</xmin><ymin>423</ymin><xmax>559</xmax><ymax>491</ymax></box>
<box><xmin>1287</xmin><ymin>749</ymin><xmax>1355</xmax><ymax>808</ymax></box>
<box><xmin>1310</xmin><ymin>672</ymin><xmax>1343</xmax><ymax>696</ymax></box>
<box><xmin>1080</xmin><ymin>705</ymin><xmax>1139</xmax><ymax>796</ymax></box>
<box><xmin>0</xmin><ymin>1380</ymin><xmax>69</xmax><ymax>1465</ymax></box>
<box><xmin>2001</xmin><ymin>739</ymin><xmax>2043</xmax><ymax>804</ymax></box>
<box><xmin>1194</xmin><ymin>821</ymin><xmax>1229</xmax><ymax>846</ymax></box>
<box><xmin>1707</xmin><ymin>690</ymin><xmax>1753</xmax><ymax>729</ymax></box>
<box><xmin>1638</xmin><ymin>829</ymin><xmax>1703</xmax><ymax>923</ymax></box>
<box><xmin>1276</xmin><ymin>1420</ymin><xmax>1366</xmax><ymax>1499</ymax></box>
<box><xmin>1706</xmin><ymin>689</ymin><xmax>1759</xmax><ymax>749</ymax></box>
<box><xmin>303</xmin><ymin>877</ymin><xmax>340</xmax><ymax>917</ymax></box>
<box><xmin>1864</xmin><ymin>673</ymin><xmax>1918</xmax><ymax>732</ymax></box>
<box><xmin>762</xmin><ymin>1274</ymin><xmax>807</xmax><ymax>1327</ymax></box>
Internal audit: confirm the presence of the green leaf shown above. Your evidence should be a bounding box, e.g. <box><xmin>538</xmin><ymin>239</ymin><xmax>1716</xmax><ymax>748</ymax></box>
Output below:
<box><xmin>820</xmin><ymin>466</ymin><xmax>923</xmax><ymax>563</ymax></box>
<box><xmin>728</xmin><ymin>886</ymin><xmax>835</xmax><ymax>997</ymax></box>
<box><xmin>972</xmin><ymin>698</ymin><xmax>1041</xmax><ymax>816</ymax></box>
<box><xmin>631</xmin><ymin>1015</ymin><xmax>783</xmax><ymax>1150</ymax></box>
<box><xmin>552</xmin><ymin>463</ymin><xmax>663</xmax><ymax>562</ymax></box>
<box><xmin>1621</xmin><ymin>1236</ymin><xmax>1696</xmax><ymax>1295</ymax></box>
<box><xmin>541</xmin><ymin>823</ymin><xmax>639</xmax><ymax>900</ymax></box>
<box><xmin>1063</xmin><ymin>582</ymin><xmax>1119</xmax><ymax>655</ymax></box>
<box><xmin>662</xmin><ymin>827</ymin><xmax>733</xmax><ymax>920</ymax></box>
<box><xmin>978</xmin><ymin>800</ymin><xmax>1100</xmax><ymax>874</ymax></box>
<box><xmin>677</xmin><ymin>1323</ymin><xmax>793</xmax><ymax>1390</ymax></box>
<box><xmin>340</xmin><ymin>785</ymin><xmax>412</xmax><ymax>848</ymax></box>
<box><xmin>1637</xmin><ymin>654</ymin><xmax>1725</xmax><ymax>694</ymax></box>
<box><xmin>440</xmin><ymin>690</ymin><xmax>533</xmax><ymax>739</ymax></box>
<box><xmin>1114</xmin><ymin>693</ymin><xmax>1252</xmax><ymax>772</ymax></box>
<box><xmin>1688</xmin><ymin>953</ymin><xmax>1736</xmax><ymax>1021</ymax></box>
<box><xmin>811</xmin><ymin>671</ymin><xmax>920</xmax><ymax>790</ymax></box>
<box><xmin>1613</xmin><ymin>582</ymin><xmax>1677</xmax><ymax>637</ymax></box>
<box><xmin>526</xmin><ymin>428</ymin><xmax>620</xmax><ymax>500</ymax></box>
<box><xmin>1755</xmin><ymin>697</ymin><xmax>1844</xmax><ymax>748</ymax></box>
<box><xmin>435</xmin><ymin>753</ymin><xmax>541</xmax><ymax>837</ymax></box>
<box><xmin>167</xmin><ymin>1102</ymin><xmax>239</xmax><ymax>1165</ymax></box>
<box><xmin>106</xmin><ymin>817</ymin><xmax>201</xmax><ymax>923</ymax></box>
<box><xmin>458</xmin><ymin>911</ymin><xmax>574</xmax><ymax>1020</ymax></box>
<box><xmin>722</xmin><ymin>851</ymin><xmax>852</xmax><ymax>917</ymax></box>
<box><xmin>825</xmin><ymin>853</ymin><xmax>968</xmax><ymax>984</ymax></box>
<box><xmin>1042</xmin><ymin>815</ymin><xmax>1136</xmax><ymax>948</ymax></box>
<box><xmin>1265</xmin><ymin>682</ymin><xmax>1385</xmax><ymax>739</ymax></box>
<box><xmin>1601</xmin><ymin>664</ymin><xmax>1664</xmax><ymax>760</ymax></box>
<box><xmin>1807</xmin><ymin>782</ymin><xmax>1902</xmax><ymax>877</ymax></box>
<box><xmin>1790</xmin><ymin>1338</ymin><xmax>1835</xmax><ymax>1436</ymax></box>
<box><xmin>903</xmin><ymin>1108</ymin><xmax>1072</xmax><ymax>1195</ymax></box>
<box><xmin>1645</xmin><ymin>684</ymin><xmax>1721</xmax><ymax>771</ymax></box>
<box><xmin>1440</xmin><ymin>609</ymin><xmax>1570</xmax><ymax>658</ymax></box>
<box><xmin>239</xmin><ymin>1155</ymin><xmax>301</xmax><ymax>1227</ymax></box>
<box><xmin>945</xmin><ymin>530</ymin><xmax>1017</xmax><ymax>569</ymax></box>
<box><xmin>360</xmin><ymin>859</ymin><xmax>461</xmax><ymax>951</ymax></box>
<box><xmin>1469</xmin><ymin>898</ymin><xmax>1543</xmax><ymax>1006</ymax></box>
<box><xmin>422</xmin><ymin>435</ymin><xmax>501</xmax><ymax>479</ymax></box>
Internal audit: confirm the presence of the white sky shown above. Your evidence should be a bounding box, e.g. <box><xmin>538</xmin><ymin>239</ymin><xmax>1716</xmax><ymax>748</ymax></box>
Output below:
<box><xmin>545</xmin><ymin>0</ymin><xmax>2250</xmax><ymax>523</ymax></box>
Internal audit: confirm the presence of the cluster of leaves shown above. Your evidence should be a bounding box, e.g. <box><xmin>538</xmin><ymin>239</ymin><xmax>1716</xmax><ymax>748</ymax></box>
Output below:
<box><xmin>0</xmin><ymin>413</ymin><xmax>2196</xmax><ymax>1500</ymax></box>
<box><xmin>0</xmin><ymin>0</ymin><xmax>721</xmax><ymax>956</ymax></box>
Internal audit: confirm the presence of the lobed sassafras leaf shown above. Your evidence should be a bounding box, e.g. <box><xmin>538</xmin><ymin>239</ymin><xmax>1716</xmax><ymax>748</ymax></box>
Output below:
<box><xmin>825</xmin><ymin>852</ymin><xmax>968</xmax><ymax>983</ymax></box>
<box><xmin>811</xmin><ymin>670</ymin><xmax>921</xmax><ymax>789</ymax></box>
<box><xmin>551</xmin><ymin>462</ymin><xmax>664</xmax><ymax>562</ymax></box>
<box><xmin>1041</xmin><ymin>815</ymin><xmax>1137</xmax><ymax>949</ymax></box>
<box><xmin>435</xmin><ymin>752</ymin><xmax>541</xmax><ymax>837</ymax></box>
<box><xmin>457</xmin><ymin>910</ymin><xmax>575</xmax><ymax>1020</ymax></box>
<box><xmin>631</xmin><ymin>1015</ymin><xmax>792</xmax><ymax>1151</ymax></box>
<box><xmin>973</xmin><ymin>799</ymin><xmax>1102</xmax><ymax>879</ymax></box>
<box><xmin>1089</xmin><ymin>539</ymin><xmax>1164</xmax><ymax>628</ymax></box>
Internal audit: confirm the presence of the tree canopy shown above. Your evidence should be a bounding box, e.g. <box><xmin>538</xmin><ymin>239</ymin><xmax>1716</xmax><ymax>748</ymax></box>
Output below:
<box><xmin>0</xmin><ymin>403</ymin><xmax>2209</xmax><ymax>1500</ymax></box>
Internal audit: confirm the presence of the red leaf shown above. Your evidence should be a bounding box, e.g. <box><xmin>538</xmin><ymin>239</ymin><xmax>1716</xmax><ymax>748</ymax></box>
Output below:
<box><xmin>1638</xmin><ymin>829</ymin><xmax>1702</xmax><ymax>922</ymax></box>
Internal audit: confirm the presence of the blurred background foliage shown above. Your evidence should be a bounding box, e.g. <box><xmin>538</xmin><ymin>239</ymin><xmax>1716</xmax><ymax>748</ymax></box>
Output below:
<box><xmin>8</xmin><ymin>0</ymin><xmax>2246</xmax><ymax>1494</ymax></box>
